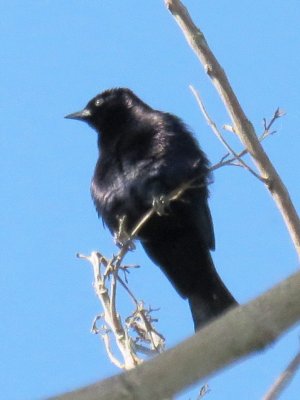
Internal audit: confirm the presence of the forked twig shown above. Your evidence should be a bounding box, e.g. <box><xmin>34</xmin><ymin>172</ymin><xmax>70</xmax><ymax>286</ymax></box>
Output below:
<box><xmin>190</xmin><ymin>84</ymin><xmax>265</xmax><ymax>181</ymax></box>
<box><xmin>218</xmin><ymin>107</ymin><xmax>285</xmax><ymax>168</ymax></box>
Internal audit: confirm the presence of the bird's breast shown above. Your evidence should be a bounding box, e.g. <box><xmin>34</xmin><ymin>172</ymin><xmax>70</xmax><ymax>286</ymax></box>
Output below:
<box><xmin>91</xmin><ymin>155</ymin><xmax>158</xmax><ymax>232</ymax></box>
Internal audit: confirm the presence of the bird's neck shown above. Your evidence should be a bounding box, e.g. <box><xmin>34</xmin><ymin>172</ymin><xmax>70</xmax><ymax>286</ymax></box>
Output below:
<box><xmin>97</xmin><ymin>103</ymin><xmax>152</xmax><ymax>150</ymax></box>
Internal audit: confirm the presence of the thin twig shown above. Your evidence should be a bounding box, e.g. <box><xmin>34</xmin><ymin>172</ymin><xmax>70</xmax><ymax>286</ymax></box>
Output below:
<box><xmin>102</xmin><ymin>331</ymin><xmax>124</xmax><ymax>370</ymax></box>
<box><xmin>211</xmin><ymin>108</ymin><xmax>284</xmax><ymax>171</ymax></box>
<box><xmin>190</xmin><ymin>85</ymin><xmax>264</xmax><ymax>181</ymax></box>
<box><xmin>262</xmin><ymin>108</ymin><xmax>286</xmax><ymax>140</ymax></box>
<box><xmin>263</xmin><ymin>350</ymin><xmax>300</xmax><ymax>400</ymax></box>
<box><xmin>109</xmin><ymin>271</ymin><xmax>120</xmax><ymax>333</ymax></box>
<box><xmin>117</xmin><ymin>275</ymin><xmax>140</xmax><ymax>306</ymax></box>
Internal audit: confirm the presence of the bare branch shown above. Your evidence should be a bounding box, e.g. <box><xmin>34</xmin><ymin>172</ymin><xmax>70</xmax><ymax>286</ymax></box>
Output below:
<box><xmin>48</xmin><ymin>270</ymin><xmax>300</xmax><ymax>400</ymax></box>
<box><xmin>165</xmin><ymin>0</ymin><xmax>300</xmax><ymax>258</ymax></box>
<box><xmin>102</xmin><ymin>331</ymin><xmax>124</xmax><ymax>370</ymax></box>
<box><xmin>77</xmin><ymin>252</ymin><xmax>144</xmax><ymax>370</ymax></box>
<box><xmin>263</xmin><ymin>350</ymin><xmax>300</xmax><ymax>400</ymax></box>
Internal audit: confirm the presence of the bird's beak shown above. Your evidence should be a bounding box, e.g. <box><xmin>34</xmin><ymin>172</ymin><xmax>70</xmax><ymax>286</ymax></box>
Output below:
<box><xmin>65</xmin><ymin>108</ymin><xmax>91</xmax><ymax>121</ymax></box>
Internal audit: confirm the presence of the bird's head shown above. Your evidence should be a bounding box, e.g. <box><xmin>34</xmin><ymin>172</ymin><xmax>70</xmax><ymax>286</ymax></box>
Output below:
<box><xmin>65</xmin><ymin>88</ymin><xmax>146</xmax><ymax>134</ymax></box>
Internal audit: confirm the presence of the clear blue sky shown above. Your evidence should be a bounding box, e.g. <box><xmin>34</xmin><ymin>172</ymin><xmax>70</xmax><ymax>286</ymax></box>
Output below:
<box><xmin>1</xmin><ymin>1</ymin><xmax>300</xmax><ymax>399</ymax></box>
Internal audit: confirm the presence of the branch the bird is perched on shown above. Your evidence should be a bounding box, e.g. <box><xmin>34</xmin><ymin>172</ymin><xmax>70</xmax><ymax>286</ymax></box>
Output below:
<box><xmin>77</xmin><ymin>251</ymin><xmax>165</xmax><ymax>370</ymax></box>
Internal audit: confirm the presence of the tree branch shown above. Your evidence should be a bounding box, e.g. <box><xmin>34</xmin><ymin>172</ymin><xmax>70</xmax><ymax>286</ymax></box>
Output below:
<box><xmin>165</xmin><ymin>0</ymin><xmax>300</xmax><ymax>258</ymax></box>
<box><xmin>49</xmin><ymin>271</ymin><xmax>300</xmax><ymax>400</ymax></box>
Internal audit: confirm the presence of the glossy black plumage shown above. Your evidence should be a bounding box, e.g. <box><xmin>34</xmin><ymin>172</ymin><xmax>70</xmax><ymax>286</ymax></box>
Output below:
<box><xmin>66</xmin><ymin>88</ymin><xmax>237</xmax><ymax>330</ymax></box>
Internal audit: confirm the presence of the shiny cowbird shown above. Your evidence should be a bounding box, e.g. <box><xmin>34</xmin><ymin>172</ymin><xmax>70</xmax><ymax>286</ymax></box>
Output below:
<box><xmin>65</xmin><ymin>88</ymin><xmax>237</xmax><ymax>330</ymax></box>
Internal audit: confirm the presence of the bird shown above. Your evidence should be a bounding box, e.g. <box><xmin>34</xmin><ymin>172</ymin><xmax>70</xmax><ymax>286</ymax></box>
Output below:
<box><xmin>65</xmin><ymin>88</ymin><xmax>237</xmax><ymax>330</ymax></box>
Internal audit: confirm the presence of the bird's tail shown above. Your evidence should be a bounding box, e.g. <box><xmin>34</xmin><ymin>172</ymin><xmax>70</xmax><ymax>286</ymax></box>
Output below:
<box><xmin>187</xmin><ymin>255</ymin><xmax>237</xmax><ymax>330</ymax></box>
<box><xmin>141</xmin><ymin>229</ymin><xmax>237</xmax><ymax>331</ymax></box>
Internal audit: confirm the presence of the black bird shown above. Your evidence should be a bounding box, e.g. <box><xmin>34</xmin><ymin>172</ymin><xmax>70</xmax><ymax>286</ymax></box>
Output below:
<box><xmin>65</xmin><ymin>88</ymin><xmax>237</xmax><ymax>330</ymax></box>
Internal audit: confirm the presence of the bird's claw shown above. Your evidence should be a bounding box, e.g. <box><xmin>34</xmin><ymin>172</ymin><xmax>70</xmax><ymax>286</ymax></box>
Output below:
<box><xmin>114</xmin><ymin>216</ymin><xmax>136</xmax><ymax>249</ymax></box>
<box><xmin>114</xmin><ymin>231</ymin><xmax>136</xmax><ymax>250</ymax></box>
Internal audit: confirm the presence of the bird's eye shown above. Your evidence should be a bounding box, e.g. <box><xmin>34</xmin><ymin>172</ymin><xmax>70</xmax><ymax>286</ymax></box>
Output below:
<box><xmin>95</xmin><ymin>98</ymin><xmax>104</xmax><ymax>107</ymax></box>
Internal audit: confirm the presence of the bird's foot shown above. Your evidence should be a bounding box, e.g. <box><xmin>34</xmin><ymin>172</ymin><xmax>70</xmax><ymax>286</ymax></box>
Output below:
<box><xmin>152</xmin><ymin>195</ymin><xmax>169</xmax><ymax>216</ymax></box>
<box><xmin>114</xmin><ymin>215</ymin><xmax>136</xmax><ymax>250</ymax></box>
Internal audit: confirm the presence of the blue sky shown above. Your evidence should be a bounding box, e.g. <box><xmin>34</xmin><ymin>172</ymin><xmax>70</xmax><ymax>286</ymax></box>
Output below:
<box><xmin>1</xmin><ymin>1</ymin><xmax>300</xmax><ymax>399</ymax></box>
